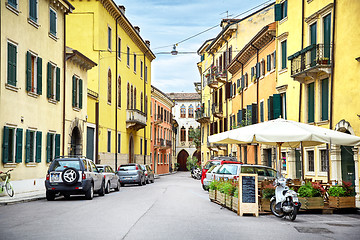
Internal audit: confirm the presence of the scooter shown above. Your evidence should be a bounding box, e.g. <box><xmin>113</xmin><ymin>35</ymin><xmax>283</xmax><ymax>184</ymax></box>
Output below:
<box><xmin>270</xmin><ymin>174</ymin><xmax>301</xmax><ymax>221</ymax></box>
<box><xmin>191</xmin><ymin>167</ymin><xmax>201</xmax><ymax>180</ymax></box>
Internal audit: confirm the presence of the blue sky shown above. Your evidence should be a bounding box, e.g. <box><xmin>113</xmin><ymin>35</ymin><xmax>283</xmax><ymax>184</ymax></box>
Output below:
<box><xmin>115</xmin><ymin>0</ymin><xmax>273</xmax><ymax>93</ymax></box>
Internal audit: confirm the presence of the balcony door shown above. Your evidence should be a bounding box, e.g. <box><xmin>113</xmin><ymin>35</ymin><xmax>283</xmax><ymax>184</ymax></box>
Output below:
<box><xmin>310</xmin><ymin>23</ymin><xmax>317</xmax><ymax>67</ymax></box>
<box><xmin>323</xmin><ymin>14</ymin><xmax>331</xmax><ymax>59</ymax></box>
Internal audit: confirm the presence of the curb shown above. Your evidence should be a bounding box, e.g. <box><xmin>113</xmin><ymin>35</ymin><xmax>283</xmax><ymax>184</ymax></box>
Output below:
<box><xmin>0</xmin><ymin>195</ymin><xmax>46</xmax><ymax>206</ymax></box>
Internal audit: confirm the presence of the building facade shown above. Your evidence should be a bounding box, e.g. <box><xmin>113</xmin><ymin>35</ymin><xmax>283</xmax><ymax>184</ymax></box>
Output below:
<box><xmin>66</xmin><ymin>0</ymin><xmax>155</xmax><ymax>170</ymax></box>
<box><xmin>168</xmin><ymin>93</ymin><xmax>201</xmax><ymax>171</ymax></box>
<box><xmin>150</xmin><ymin>86</ymin><xmax>174</xmax><ymax>174</ymax></box>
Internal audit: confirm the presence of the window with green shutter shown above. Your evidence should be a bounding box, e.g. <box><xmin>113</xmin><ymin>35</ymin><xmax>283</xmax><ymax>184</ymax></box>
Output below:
<box><xmin>323</xmin><ymin>14</ymin><xmax>331</xmax><ymax>59</ymax></box>
<box><xmin>55</xmin><ymin>134</ymin><xmax>60</xmax><ymax>158</ymax></box>
<box><xmin>310</xmin><ymin>23</ymin><xmax>317</xmax><ymax>67</ymax></box>
<box><xmin>15</xmin><ymin>128</ymin><xmax>23</xmax><ymax>163</ymax></box>
<box><xmin>268</xmin><ymin>96</ymin><xmax>274</xmax><ymax>120</ymax></box>
<box><xmin>267</xmin><ymin>55</ymin><xmax>271</xmax><ymax>71</ymax></box>
<box><xmin>308</xmin><ymin>82</ymin><xmax>315</xmax><ymax>123</ymax></box>
<box><xmin>46</xmin><ymin>133</ymin><xmax>51</xmax><ymax>162</ymax></box>
<box><xmin>36</xmin><ymin>131</ymin><xmax>42</xmax><ymax>163</ymax></box>
<box><xmin>251</xmin><ymin>103</ymin><xmax>258</xmax><ymax>124</ymax></box>
<box><xmin>7</xmin><ymin>42</ymin><xmax>17</xmax><ymax>86</ymax></box>
<box><xmin>8</xmin><ymin>0</ymin><xmax>18</xmax><ymax>9</ymax></box>
<box><xmin>25</xmin><ymin>130</ymin><xmax>31</xmax><ymax>163</ymax></box>
<box><xmin>2</xmin><ymin>127</ymin><xmax>10</xmax><ymax>163</ymax></box>
<box><xmin>274</xmin><ymin>1</ymin><xmax>287</xmax><ymax>21</ymax></box>
<box><xmin>281</xmin><ymin>40</ymin><xmax>287</xmax><ymax>69</ymax></box>
<box><xmin>273</xmin><ymin>94</ymin><xmax>282</xmax><ymax>119</ymax></box>
<box><xmin>246</xmin><ymin>105</ymin><xmax>252</xmax><ymax>125</ymax></box>
<box><xmin>50</xmin><ymin>8</ymin><xmax>57</xmax><ymax>36</ymax></box>
<box><xmin>72</xmin><ymin>76</ymin><xmax>76</xmax><ymax>107</ymax></box>
<box><xmin>37</xmin><ymin>57</ymin><xmax>42</xmax><ymax>94</ymax></box>
<box><xmin>29</xmin><ymin>0</ymin><xmax>38</xmax><ymax>22</ymax></box>
<box><xmin>321</xmin><ymin>78</ymin><xmax>329</xmax><ymax>121</ymax></box>
<box><xmin>56</xmin><ymin>67</ymin><xmax>60</xmax><ymax>101</ymax></box>
<box><xmin>260</xmin><ymin>101</ymin><xmax>264</xmax><ymax>122</ymax></box>
<box><xmin>26</xmin><ymin>52</ymin><xmax>42</xmax><ymax>94</ymax></box>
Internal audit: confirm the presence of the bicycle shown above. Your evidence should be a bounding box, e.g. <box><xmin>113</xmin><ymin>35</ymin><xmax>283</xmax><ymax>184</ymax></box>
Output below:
<box><xmin>0</xmin><ymin>169</ymin><xmax>14</xmax><ymax>197</ymax></box>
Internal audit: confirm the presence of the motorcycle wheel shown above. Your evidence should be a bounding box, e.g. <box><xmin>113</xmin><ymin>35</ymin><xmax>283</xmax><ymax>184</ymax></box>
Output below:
<box><xmin>270</xmin><ymin>199</ymin><xmax>285</xmax><ymax>218</ymax></box>
<box><xmin>289</xmin><ymin>207</ymin><xmax>298</xmax><ymax>221</ymax></box>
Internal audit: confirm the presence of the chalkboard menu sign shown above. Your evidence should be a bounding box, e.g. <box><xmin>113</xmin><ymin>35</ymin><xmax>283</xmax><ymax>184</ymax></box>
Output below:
<box><xmin>242</xmin><ymin>176</ymin><xmax>256</xmax><ymax>203</ymax></box>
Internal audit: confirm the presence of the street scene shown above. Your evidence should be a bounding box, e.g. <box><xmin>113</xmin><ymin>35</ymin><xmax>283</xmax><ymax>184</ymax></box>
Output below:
<box><xmin>1</xmin><ymin>0</ymin><xmax>360</xmax><ymax>239</ymax></box>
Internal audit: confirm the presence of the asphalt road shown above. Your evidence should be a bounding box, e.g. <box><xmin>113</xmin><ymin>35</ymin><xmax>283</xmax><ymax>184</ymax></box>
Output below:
<box><xmin>0</xmin><ymin>172</ymin><xmax>360</xmax><ymax>240</ymax></box>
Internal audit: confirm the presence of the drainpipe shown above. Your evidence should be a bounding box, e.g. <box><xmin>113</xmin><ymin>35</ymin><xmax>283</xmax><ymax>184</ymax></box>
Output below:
<box><xmin>221</xmin><ymin>36</ymin><xmax>229</xmax><ymax>155</ymax></box>
<box><xmin>95</xmin><ymin>101</ymin><xmax>99</xmax><ymax>164</ymax></box>
<box><xmin>299</xmin><ymin>0</ymin><xmax>305</xmax><ymax>123</ymax></box>
<box><xmin>115</xmin><ymin>16</ymin><xmax>121</xmax><ymax>170</ymax></box>
<box><xmin>143</xmin><ymin>50</ymin><xmax>148</xmax><ymax>165</ymax></box>
<box><xmin>62</xmin><ymin>11</ymin><xmax>67</xmax><ymax>156</ymax></box>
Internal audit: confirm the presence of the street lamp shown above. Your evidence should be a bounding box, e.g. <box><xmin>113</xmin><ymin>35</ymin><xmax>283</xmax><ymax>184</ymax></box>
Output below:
<box><xmin>171</xmin><ymin>44</ymin><xmax>178</xmax><ymax>55</ymax></box>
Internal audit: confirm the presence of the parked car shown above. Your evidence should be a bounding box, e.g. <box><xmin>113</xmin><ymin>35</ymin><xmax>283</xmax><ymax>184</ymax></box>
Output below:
<box><xmin>201</xmin><ymin>156</ymin><xmax>240</xmax><ymax>185</ymax></box>
<box><xmin>45</xmin><ymin>156</ymin><xmax>105</xmax><ymax>201</ymax></box>
<box><xmin>202</xmin><ymin>161</ymin><xmax>242</xmax><ymax>190</ymax></box>
<box><xmin>96</xmin><ymin>164</ymin><xmax>121</xmax><ymax>193</ymax></box>
<box><xmin>140</xmin><ymin>165</ymin><xmax>155</xmax><ymax>184</ymax></box>
<box><xmin>117</xmin><ymin>163</ymin><xmax>146</xmax><ymax>186</ymax></box>
<box><xmin>214</xmin><ymin>164</ymin><xmax>277</xmax><ymax>181</ymax></box>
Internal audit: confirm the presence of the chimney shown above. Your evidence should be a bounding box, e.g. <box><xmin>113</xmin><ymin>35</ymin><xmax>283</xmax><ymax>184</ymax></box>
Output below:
<box><xmin>134</xmin><ymin>26</ymin><xmax>140</xmax><ymax>34</ymax></box>
<box><xmin>118</xmin><ymin>5</ymin><xmax>125</xmax><ymax>15</ymax></box>
<box><xmin>145</xmin><ymin>40</ymin><xmax>150</xmax><ymax>48</ymax></box>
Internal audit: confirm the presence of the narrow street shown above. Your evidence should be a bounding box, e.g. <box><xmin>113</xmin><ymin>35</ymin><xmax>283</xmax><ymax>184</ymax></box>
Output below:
<box><xmin>0</xmin><ymin>172</ymin><xmax>359</xmax><ymax>240</ymax></box>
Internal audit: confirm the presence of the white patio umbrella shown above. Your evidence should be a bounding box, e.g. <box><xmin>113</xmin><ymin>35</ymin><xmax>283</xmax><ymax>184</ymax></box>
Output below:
<box><xmin>208</xmin><ymin>118</ymin><xmax>360</xmax><ymax>174</ymax></box>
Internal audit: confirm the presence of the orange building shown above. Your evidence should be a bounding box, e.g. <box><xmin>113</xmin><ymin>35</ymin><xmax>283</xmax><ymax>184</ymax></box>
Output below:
<box><xmin>150</xmin><ymin>86</ymin><xmax>174</xmax><ymax>174</ymax></box>
<box><xmin>228</xmin><ymin>23</ymin><xmax>279</xmax><ymax>166</ymax></box>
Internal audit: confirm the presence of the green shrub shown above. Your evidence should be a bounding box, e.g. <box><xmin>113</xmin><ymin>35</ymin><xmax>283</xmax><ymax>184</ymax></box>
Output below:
<box><xmin>186</xmin><ymin>156</ymin><xmax>200</xmax><ymax>171</ymax></box>
<box><xmin>219</xmin><ymin>181</ymin><xmax>233</xmax><ymax>195</ymax></box>
<box><xmin>298</xmin><ymin>182</ymin><xmax>324</xmax><ymax>197</ymax></box>
<box><xmin>262</xmin><ymin>184</ymin><xmax>275</xmax><ymax>199</ymax></box>
<box><xmin>209</xmin><ymin>180</ymin><xmax>220</xmax><ymax>191</ymax></box>
<box><xmin>233</xmin><ymin>187</ymin><xmax>239</xmax><ymax>198</ymax></box>
<box><xmin>328</xmin><ymin>186</ymin><xmax>346</xmax><ymax>197</ymax></box>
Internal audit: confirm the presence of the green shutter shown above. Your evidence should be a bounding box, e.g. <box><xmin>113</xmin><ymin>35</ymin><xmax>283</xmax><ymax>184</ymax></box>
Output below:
<box><xmin>79</xmin><ymin>79</ymin><xmax>83</xmax><ymax>109</ymax></box>
<box><xmin>241</xmin><ymin>76</ymin><xmax>244</xmax><ymax>88</ymax></box>
<box><xmin>246</xmin><ymin>105</ymin><xmax>252</xmax><ymax>125</ymax></box>
<box><xmin>7</xmin><ymin>43</ymin><xmax>17</xmax><ymax>86</ymax></box>
<box><xmin>8</xmin><ymin>0</ymin><xmax>17</xmax><ymax>8</ymax></box>
<box><xmin>36</xmin><ymin>131</ymin><xmax>42</xmax><ymax>163</ymax></box>
<box><xmin>47</xmin><ymin>62</ymin><xmax>51</xmax><ymax>98</ymax></box>
<box><xmin>260</xmin><ymin>102</ymin><xmax>264</xmax><ymax>122</ymax></box>
<box><xmin>323</xmin><ymin>14</ymin><xmax>331</xmax><ymax>59</ymax></box>
<box><xmin>2</xmin><ymin>126</ymin><xmax>10</xmax><ymax>163</ymax></box>
<box><xmin>25</xmin><ymin>130</ymin><xmax>30</xmax><ymax>163</ymax></box>
<box><xmin>267</xmin><ymin>55</ymin><xmax>271</xmax><ymax>71</ymax></box>
<box><xmin>252</xmin><ymin>103</ymin><xmax>258</xmax><ymax>124</ymax></box>
<box><xmin>256</xmin><ymin>63</ymin><xmax>260</xmax><ymax>78</ymax></box>
<box><xmin>55</xmin><ymin>134</ymin><xmax>60</xmax><ymax>158</ymax></box>
<box><xmin>72</xmin><ymin>76</ymin><xmax>76</xmax><ymax>107</ymax></box>
<box><xmin>251</xmin><ymin>67</ymin><xmax>254</xmax><ymax>79</ymax></box>
<box><xmin>268</xmin><ymin>96</ymin><xmax>274</xmax><ymax>120</ymax></box>
<box><xmin>26</xmin><ymin>51</ymin><xmax>32</xmax><ymax>92</ymax></box>
<box><xmin>308</xmin><ymin>83</ymin><xmax>315</xmax><ymax>123</ymax></box>
<box><xmin>273</xmin><ymin>51</ymin><xmax>276</xmax><ymax>69</ymax></box>
<box><xmin>15</xmin><ymin>128</ymin><xmax>23</xmax><ymax>163</ymax></box>
<box><xmin>37</xmin><ymin>57</ymin><xmax>42</xmax><ymax>95</ymax></box>
<box><xmin>237</xmin><ymin>79</ymin><xmax>240</xmax><ymax>88</ymax></box>
<box><xmin>274</xmin><ymin>4</ymin><xmax>282</xmax><ymax>21</ymax></box>
<box><xmin>56</xmin><ymin>67</ymin><xmax>60</xmax><ymax>101</ymax></box>
<box><xmin>321</xmin><ymin>78</ymin><xmax>329</xmax><ymax>121</ymax></box>
<box><xmin>310</xmin><ymin>23</ymin><xmax>317</xmax><ymax>66</ymax></box>
<box><xmin>50</xmin><ymin>10</ymin><xmax>56</xmax><ymax>35</ymax></box>
<box><xmin>273</xmin><ymin>94</ymin><xmax>282</xmax><ymax>119</ymax></box>
<box><xmin>46</xmin><ymin>133</ymin><xmax>51</xmax><ymax>163</ymax></box>
<box><xmin>283</xmin><ymin>0</ymin><xmax>288</xmax><ymax>18</ymax></box>
<box><xmin>281</xmin><ymin>41</ymin><xmax>287</xmax><ymax>69</ymax></box>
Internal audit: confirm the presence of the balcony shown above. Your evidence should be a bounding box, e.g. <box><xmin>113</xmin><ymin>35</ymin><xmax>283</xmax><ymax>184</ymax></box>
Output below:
<box><xmin>166</xmin><ymin>140</ymin><xmax>172</xmax><ymax>148</ymax></box>
<box><xmin>194</xmin><ymin>82</ymin><xmax>201</xmax><ymax>94</ymax></box>
<box><xmin>207</xmin><ymin>75</ymin><xmax>218</xmax><ymax>89</ymax></box>
<box><xmin>195</xmin><ymin>108</ymin><xmax>210</xmax><ymax>123</ymax></box>
<box><xmin>289</xmin><ymin>43</ymin><xmax>332</xmax><ymax>83</ymax></box>
<box><xmin>154</xmin><ymin>114</ymin><xmax>163</xmax><ymax>125</ymax></box>
<box><xmin>215</xmin><ymin>70</ymin><xmax>227</xmax><ymax>83</ymax></box>
<box><xmin>126</xmin><ymin>109</ymin><xmax>146</xmax><ymax>131</ymax></box>
<box><xmin>212</xmin><ymin>103</ymin><xmax>223</xmax><ymax>118</ymax></box>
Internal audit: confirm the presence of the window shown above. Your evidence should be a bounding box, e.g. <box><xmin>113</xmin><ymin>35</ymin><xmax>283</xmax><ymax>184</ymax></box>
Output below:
<box><xmin>141</xmin><ymin>92</ymin><xmax>143</xmax><ymax>112</ymax></box>
<box><xmin>140</xmin><ymin>61</ymin><xmax>143</xmax><ymax>78</ymax></box>
<box><xmin>307</xmin><ymin>82</ymin><xmax>315</xmax><ymax>123</ymax></box>
<box><xmin>307</xmin><ymin>150</ymin><xmax>314</xmax><ymax>172</ymax></box>
<box><xmin>108</xmin><ymin>69</ymin><xmax>111</xmax><ymax>104</ymax></box>
<box><xmin>2</xmin><ymin>126</ymin><xmax>23</xmax><ymax>164</ymax></box>
<box><xmin>46</xmin><ymin>133</ymin><xmax>60</xmax><ymax>162</ymax></box>
<box><xmin>188</xmin><ymin>127</ymin><xmax>194</xmax><ymax>142</ymax></box>
<box><xmin>145</xmin><ymin>95</ymin><xmax>148</xmax><ymax>116</ymax></box>
<box><xmin>117</xmin><ymin>37</ymin><xmax>121</xmax><ymax>59</ymax></box>
<box><xmin>134</xmin><ymin>88</ymin><xmax>137</xmax><ymax>110</ymax></box>
<box><xmin>108</xmin><ymin>26</ymin><xmax>112</xmax><ymax>51</ymax></box>
<box><xmin>260</xmin><ymin>101</ymin><xmax>264</xmax><ymax>122</ymax></box>
<box><xmin>8</xmin><ymin>0</ymin><xmax>18</xmax><ymax>9</ymax></box>
<box><xmin>7</xmin><ymin>41</ymin><xmax>17</xmax><ymax>87</ymax></box>
<box><xmin>274</xmin><ymin>0</ymin><xmax>287</xmax><ymax>21</ymax></box>
<box><xmin>180</xmin><ymin>127</ymin><xmax>186</xmax><ymax>142</ymax></box>
<box><xmin>25</xmin><ymin>130</ymin><xmax>42</xmax><ymax>163</ymax></box>
<box><xmin>117</xmin><ymin>76</ymin><xmax>121</xmax><ymax>108</ymax></box>
<box><xmin>145</xmin><ymin>65</ymin><xmax>148</xmax><ymax>83</ymax></box>
<box><xmin>29</xmin><ymin>0</ymin><xmax>38</xmax><ymax>22</ymax></box>
<box><xmin>47</xmin><ymin>62</ymin><xmax>60</xmax><ymax>101</ymax></box>
<box><xmin>228</xmin><ymin>46</ymin><xmax>232</xmax><ymax>63</ymax></box>
<box><xmin>180</xmin><ymin>105</ymin><xmax>186</xmax><ymax>118</ymax></box>
<box><xmin>261</xmin><ymin>59</ymin><xmax>265</xmax><ymax>76</ymax></box>
<box><xmin>127</xmin><ymin>83</ymin><xmax>130</xmax><ymax>109</ymax></box>
<box><xmin>133</xmin><ymin>53</ymin><xmax>136</xmax><ymax>73</ymax></box>
<box><xmin>320</xmin><ymin>78</ymin><xmax>329</xmax><ymax>121</ymax></box>
<box><xmin>140</xmin><ymin>139</ymin><xmax>143</xmax><ymax>155</ymax></box>
<box><xmin>127</xmin><ymin>47</ymin><xmax>130</xmax><ymax>67</ymax></box>
<box><xmin>188</xmin><ymin>105</ymin><xmax>194</xmax><ymax>118</ymax></box>
<box><xmin>117</xmin><ymin>133</ymin><xmax>121</xmax><ymax>153</ymax></box>
<box><xmin>281</xmin><ymin>40</ymin><xmax>287</xmax><ymax>69</ymax></box>
<box><xmin>130</xmin><ymin>85</ymin><xmax>133</xmax><ymax>109</ymax></box>
<box><xmin>107</xmin><ymin>130</ymin><xmax>111</xmax><ymax>153</ymax></box>
<box><xmin>26</xmin><ymin>51</ymin><xmax>42</xmax><ymax>95</ymax></box>
<box><xmin>49</xmin><ymin>8</ymin><xmax>57</xmax><ymax>37</ymax></box>
<box><xmin>320</xmin><ymin>149</ymin><xmax>328</xmax><ymax>172</ymax></box>
<box><xmin>72</xmin><ymin>75</ymin><xmax>83</xmax><ymax>109</ymax></box>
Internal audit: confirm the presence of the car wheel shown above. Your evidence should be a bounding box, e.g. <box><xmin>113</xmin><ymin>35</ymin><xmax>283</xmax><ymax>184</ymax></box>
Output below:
<box><xmin>63</xmin><ymin>193</ymin><xmax>71</xmax><ymax>200</ymax></box>
<box><xmin>114</xmin><ymin>181</ymin><xmax>120</xmax><ymax>191</ymax></box>
<box><xmin>120</xmin><ymin>183</ymin><xmax>125</xmax><ymax>187</ymax></box>
<box><xmin>98</xmin><ymin>182</ymin><xmax>105</xmax><ymax>196</ymax></box>
<box><xmin>146</xmin><ymin>178</ymin><xmax>150</xmax><ymax>184</ymax></box>
<box><xmin>150</xmin><ymin>178</ymin><xmax>154</xmax><ymax>183</ymax></box>
<box><xmin>138</xmin><ymin>178</ymin><xmax>143</xmax><ymax>186</ymax></box>
<box><xmin>61</xmin><ymin>167</ymin><xmax>80</xmax><ymax>186</ymax></box>
<box><xmin>105</xmin><ymin>182</ymin><xmax>110</xmax><ymax>194</ymax></box>
<box><xmin>143</xmin><ymin>177</ymin><xmax>147</xmax><ymax>185</ymax></box>
<box><xmin>85</xmin><ymin>184</ymin><xmax>94</xmax><ymax>200</ymax></box>
<box><xmin>46</xmin><ymin>191</ymin><xmax>55</xmax><ymax>201</ymax></box>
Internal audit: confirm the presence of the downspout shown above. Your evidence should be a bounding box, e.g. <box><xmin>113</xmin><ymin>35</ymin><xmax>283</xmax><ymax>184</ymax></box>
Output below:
<box><xmin>143</xmin><ymin>50</ymin><xmax>149</xmax><ymax>165</ymax></box>
<box><xmin>300</xmin><ymin>0</ymin><xmax>305</xmax><ymax>181</ymax></box>
<box><xmin>62</xmin><ymin>11</ymin><xmax>67</xmax><ymax>156</ymax></box>
<box><xmin>221</xmin><ymin>36</ymin><xmax>229</xmax><ymax>155</ymax></box>
<box><xmin>328</xmin><ymin>0</ymin><xmax>336</xmax><ymax>183</ymax></box>
<box><xmin>115</xmin><ymin>16</ymin><xmax>119</xmax><ymax>170</ymax></box>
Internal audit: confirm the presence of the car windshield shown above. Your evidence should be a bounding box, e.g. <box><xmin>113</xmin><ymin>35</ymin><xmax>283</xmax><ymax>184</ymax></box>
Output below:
<box><xmin>204</xmin><ymin>161</ymin><xmax>220</xmax><ymax>170</ymax></box>
<box><xmin>210</xmin><ymin>165</ymin><xmax>222</xmax><ymax>173</ymax></box>
<box><xmin>97</xmin><ymin>166</ymin><xmax>105</xmax><ymax>172</ymax></box>
<box><xmin>50</xmin><ymin>160</ymin><xmax>81</xmax><ymax>172</ymax></box>
<box><xmin>217</xmin><ymin>165</ymin><xmax>239</xmax><ymax>175</ymax></box>
<box><xmin>207</xmin><ymin>165</ymin><xmax>217</xmax><ymax>173</ymax></box>
<box><xmin>119</xmin><ymin>165</ymin><xmax>136</xmax><ymax>171</ymax></box>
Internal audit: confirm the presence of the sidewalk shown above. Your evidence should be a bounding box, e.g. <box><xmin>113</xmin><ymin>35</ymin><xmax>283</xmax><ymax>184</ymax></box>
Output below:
<box><xmin>0</xmin><ymin>189</ymin><xmax>45</xmax><ymax>206</ymax></box>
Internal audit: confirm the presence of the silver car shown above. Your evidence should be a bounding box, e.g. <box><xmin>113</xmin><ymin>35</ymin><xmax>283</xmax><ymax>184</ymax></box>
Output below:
<box><xmin>117</xmin><ymin>163</ymin><xmax>146</xmax><ymax>186</ymax></box>
<box><xmin>96</xmin><ymin>165</ymin><xmax>120</xmax><ymax>193</ymax></box>
<box><xmin>203</xmin><ymin>165</ymin><xmax>222</xmax><ymax>190</ymax></box>
<box><xmin>214</xmin><ymin>164</ymin><xmax>277</xmax><ymax>181</ymax></box>
<box><xmin>141</xmin><ymin>165</ymin><xmax>155</xmax><ymax>184</ymax></box>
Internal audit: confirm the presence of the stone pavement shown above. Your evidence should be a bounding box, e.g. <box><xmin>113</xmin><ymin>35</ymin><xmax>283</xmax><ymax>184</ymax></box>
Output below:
<box><xmin>0</xmin><ymin>189</ymin><xmax>46</xmax><ymax>206</ymax></box>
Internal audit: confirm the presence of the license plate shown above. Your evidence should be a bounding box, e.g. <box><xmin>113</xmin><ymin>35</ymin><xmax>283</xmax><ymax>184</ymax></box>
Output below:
<box><xmin>293</xmin><ymin>197</ymin><xmax>298</xmax><ymax>202</ymax></box>
<box><xmin>51</xmin><ymin>173</ymin><xmax>60</xmax><ymax>182</ymax></box>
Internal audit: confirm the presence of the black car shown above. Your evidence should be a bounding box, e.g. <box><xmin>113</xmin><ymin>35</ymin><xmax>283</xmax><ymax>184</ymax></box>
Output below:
<box><xmin>45</xmin><ymin>157</ymin><xmax>105</xmax><ymax>200</ymax></box>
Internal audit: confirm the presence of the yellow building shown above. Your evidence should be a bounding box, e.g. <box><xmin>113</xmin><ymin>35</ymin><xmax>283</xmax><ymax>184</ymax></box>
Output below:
<box><xmin>66</xmin><ymin>0</ymin><xmax>155</xmax><ymax>170</ymax></box>
<box><xmin>0</xmin><ymin>0</ymin><xmax>74</xmax><ymax>193</ymax></box>
<box><xmin>275</xmin><ymin>0</ymin><xmax>360</xmax><ymax>205</ymax></box>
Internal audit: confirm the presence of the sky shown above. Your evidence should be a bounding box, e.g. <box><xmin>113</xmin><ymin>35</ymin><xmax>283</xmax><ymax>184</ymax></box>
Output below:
<box><xmin>115</xmin><ymin>0</ymin><xmax>273</xmax><ymax>93</ymax></box>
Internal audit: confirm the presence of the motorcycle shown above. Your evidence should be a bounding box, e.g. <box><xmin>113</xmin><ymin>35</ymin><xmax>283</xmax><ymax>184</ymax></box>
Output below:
<box><xmin>270</xmin><ymin>174</ymin><xmax>301</xmax><ymax>221</ymax></box>
<box><xmin>191</xmin><ymin>167</ymin><xmax>201</xmax><ymax>180</ymax></box>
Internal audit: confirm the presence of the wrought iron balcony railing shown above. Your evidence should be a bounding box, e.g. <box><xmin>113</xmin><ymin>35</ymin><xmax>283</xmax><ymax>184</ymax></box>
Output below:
<box><xmin>195</xmin><ymin>108</ymin><xmax>210</xmax><ymax>123</ymax></box>
<box><xmin>126</xmin><ymin>109</ymin><xmax>146</xmax><ymax>131</ymax></box>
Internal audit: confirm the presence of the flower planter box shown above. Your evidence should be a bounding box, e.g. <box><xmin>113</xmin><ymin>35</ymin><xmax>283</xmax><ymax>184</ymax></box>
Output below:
<box><xmin>318</xmin><ymin>59</ymin><xmax>329</xmax><ymax>65</ymax></box>
<box><xmin>217</xmin><ymin>191</ymin><xmax>225</xmax><ymax>205</ymax></box>
<box><xmin>260</xmin><ymin>199</ymin><xmax>271</xmax><ymax>212</ymax></box>
<box><xmin>329</xmin><ymin>196</ymin><xmax>355</xmax><ymax>209</ymax></box>
<box><xmin>298</xmin><ymin>197</ymin><xmax>324</xmax><ymax>210</ymax></box>
<box><xmin>232</xmin><ymin>196</ymin><xmax>239</xmax><ymax>212</ymax></box>
<box><xmin>209</xmin><ymin>189</ymin><xmax>216</xmax><ymax>201</ymax></box>
<box><xmin>225</xmin><ymin>194</ymin><xmax>232</xmax><ymax>209</ymax></box>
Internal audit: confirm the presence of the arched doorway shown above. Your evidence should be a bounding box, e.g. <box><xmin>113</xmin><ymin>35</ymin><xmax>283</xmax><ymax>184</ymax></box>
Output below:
<box><xmin>193</xmin><ymin>150</ymin><xmax>201</xmax><ymax>165</ymax></box>
<box><xmin>70</xmin><ymin>126</ymin><xmax>82</xmax><ymax>156</ymax></box>
<box><xmin>177</xmin><ymin>149</ymin><xmax>189</xmax><ymax>171</ymax></box>
<box><xmin>129</xmin><ymin>136</ymin><xmax>134</xmax><ymax>163</ymax></box>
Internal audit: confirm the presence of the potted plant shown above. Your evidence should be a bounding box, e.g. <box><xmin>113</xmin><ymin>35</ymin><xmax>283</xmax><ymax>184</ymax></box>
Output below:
<box><xmin>232</xmin><ymin>186</ymin><xmax>239</xmax><ymax>212</ymax></box>
<box><xmin>318</xmin><ymin>57</ymin><xmax>329</xmax><ymax>65</ymax></box>
<box><xmin>208</xmin><ymin>180</ymin><xmax>219</xmax><ymax>202</ymax></box>
<box><xmin>217</xmin><ymin>181</ymin><xmax>227</xmax><ymax>205</ymax></box>
<box><xmin>261</xmin><ymin>184</ymin><xmax>275</xmax><ymax>212</ymax></box>
<box><xmin>328</xmin><ymin>181</ymin><xmax>356</xmax><ymax>208</ymax></box>
<box><xmin>237</xmin><ymin>87</ymin><xmax>242</xmax><ymax>94</ymax></box>
<box><xmin>297</xmin><ymin>182</ymin><xmax>325</xmax><ymax>210</ymax></box>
